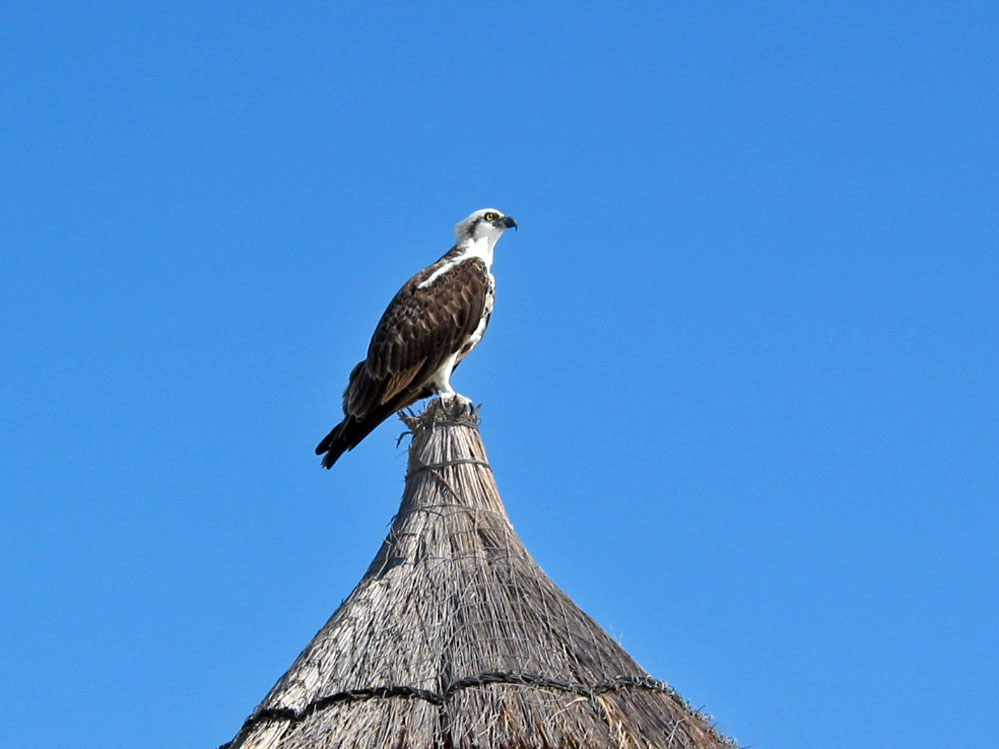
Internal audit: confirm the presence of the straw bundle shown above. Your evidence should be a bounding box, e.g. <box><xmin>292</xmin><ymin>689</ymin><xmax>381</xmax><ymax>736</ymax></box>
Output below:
<box><xmin>223</xmin><ymin>398</ymin><xmax>734</xmax><ymax>748</ymax></box>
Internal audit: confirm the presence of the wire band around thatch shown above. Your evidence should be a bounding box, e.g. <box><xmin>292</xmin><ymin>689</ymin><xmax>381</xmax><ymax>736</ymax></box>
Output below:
<box><xmin>407</xmin><ymin>458</ymin><xmax>493</xmax><ymax>477</ymax></box>
<box><xmin>226</xmin><ymin>671</ymin><xmax>691</xmax><ymax>744</ymax></box>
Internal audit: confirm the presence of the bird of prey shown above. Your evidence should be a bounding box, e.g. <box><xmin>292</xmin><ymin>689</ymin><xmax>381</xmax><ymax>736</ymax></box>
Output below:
<box><xmin>315</xmin><ymin>208</ymin><xmax>517</xmax><ymax>468</ymax></box>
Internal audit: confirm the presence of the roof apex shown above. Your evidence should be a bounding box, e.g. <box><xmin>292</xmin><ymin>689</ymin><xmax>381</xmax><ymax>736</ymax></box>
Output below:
<box><xmin>224</xmin><ymin>399</ymin><xmax>734</xmax><ymax>749</ymax></box>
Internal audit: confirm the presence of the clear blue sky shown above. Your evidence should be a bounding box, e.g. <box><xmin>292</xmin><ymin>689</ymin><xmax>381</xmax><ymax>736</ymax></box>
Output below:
<box><xmin>2</xmin><ymin>2</ymin><xmax>996</xmax><ymax>747</ymax></box>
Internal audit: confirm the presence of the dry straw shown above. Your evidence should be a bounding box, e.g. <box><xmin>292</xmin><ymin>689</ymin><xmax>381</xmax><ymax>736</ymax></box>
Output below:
<box><xmin>223</xmin><ymin>399</ymin><xmax>735</xmax><ymax>748</ymax></box>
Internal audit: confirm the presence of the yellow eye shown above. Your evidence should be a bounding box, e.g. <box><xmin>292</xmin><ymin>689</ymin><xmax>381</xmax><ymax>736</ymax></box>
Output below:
<box><xmin>483</xmin><ymin>212</ymin><xmax>498</xmax><ymax>221</ymax></box>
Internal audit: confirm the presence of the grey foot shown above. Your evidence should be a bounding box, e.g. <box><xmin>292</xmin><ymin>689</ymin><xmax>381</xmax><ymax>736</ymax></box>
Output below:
<box><xmin>440</xmin><ymin>392</ymin><xmax>474</xmax><ymax>409</ymax></box>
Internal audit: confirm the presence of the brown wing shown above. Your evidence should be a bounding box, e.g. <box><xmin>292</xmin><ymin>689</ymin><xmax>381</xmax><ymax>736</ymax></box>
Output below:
<box><xmin>343</xmin><ymin>257</ymin><xmax>490</xmax><ymax>419</ymax></box>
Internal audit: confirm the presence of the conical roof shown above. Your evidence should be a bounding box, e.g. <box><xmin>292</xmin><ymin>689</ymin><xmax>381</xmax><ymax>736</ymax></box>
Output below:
<box><xmin>223</xmin><ymin>399</ymin><xmax>734</xmax><ymax>749</ymax></box>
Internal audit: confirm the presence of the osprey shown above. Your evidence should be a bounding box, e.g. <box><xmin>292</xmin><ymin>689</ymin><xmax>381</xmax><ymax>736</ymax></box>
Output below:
<box><xmin>315</xmin><ymin>208</ymin><xmax>517</xmax><ymax>468</ymax></box>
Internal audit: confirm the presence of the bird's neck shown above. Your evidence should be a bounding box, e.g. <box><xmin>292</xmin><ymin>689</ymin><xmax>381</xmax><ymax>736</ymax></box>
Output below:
<box><xmin>453</xmin><ymin>235</ymin><xmax>497</xmax><ymax>268</ymax></box>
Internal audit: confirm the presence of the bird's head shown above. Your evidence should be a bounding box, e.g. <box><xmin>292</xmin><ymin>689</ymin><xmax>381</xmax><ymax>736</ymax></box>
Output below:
<box><xmin>454</xmin><ymin>208</ymin><xmax>517</xmax><ymax>245</ymax></box>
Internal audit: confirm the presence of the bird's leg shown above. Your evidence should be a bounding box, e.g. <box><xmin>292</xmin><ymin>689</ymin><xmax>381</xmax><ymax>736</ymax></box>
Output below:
<box><xmin>433</xmin><ymin>356</ymin><xmax>473</xmax><ymax>409</ymax></box>
<box><xmin>437</xmin><ymin>381</ymin><xmax>473</xmax><ymax>409</ymax></box>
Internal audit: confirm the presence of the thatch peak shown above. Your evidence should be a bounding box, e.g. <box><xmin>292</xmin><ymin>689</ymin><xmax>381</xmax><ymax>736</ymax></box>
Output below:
<box><xmin>401</xmin><ymin>394</ymin><xmax>483</xmax><ymax>432</ymax></box>
<box><xmin>223</xmin><ymin>398</ymin><xmax>735</xmax><ymax>749</ymax></box>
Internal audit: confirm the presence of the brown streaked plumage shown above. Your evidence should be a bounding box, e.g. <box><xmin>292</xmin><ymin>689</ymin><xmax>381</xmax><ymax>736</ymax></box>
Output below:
<box><xmin>315</xmin><ymin>209</ymin><xmax>516</xmax><ymax>468</ymax></box>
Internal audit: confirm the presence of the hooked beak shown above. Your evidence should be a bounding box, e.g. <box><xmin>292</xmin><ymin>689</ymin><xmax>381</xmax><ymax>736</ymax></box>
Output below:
<box><xmin>501</xmin><ymin>215</ymin><xmax>518</xmax><ymax>230</ymax></box>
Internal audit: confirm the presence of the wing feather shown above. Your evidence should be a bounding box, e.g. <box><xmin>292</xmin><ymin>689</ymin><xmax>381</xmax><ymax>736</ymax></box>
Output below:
<box><xmin>344</xmin><ymin>257</ymin><xmax>490</xmax><ymax>419</ymax></box>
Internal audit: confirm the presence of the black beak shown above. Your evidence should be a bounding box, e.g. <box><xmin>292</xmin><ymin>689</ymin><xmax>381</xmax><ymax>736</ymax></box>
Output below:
<box><xmin>501</xmin><ymin>216</ymin><xmax>518</xmax><ymax>230</ymax></box>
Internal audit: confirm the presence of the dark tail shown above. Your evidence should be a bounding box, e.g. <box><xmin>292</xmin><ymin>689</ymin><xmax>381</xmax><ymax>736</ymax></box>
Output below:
<box><xmin>315</xmin><ymin>399</ymin><xmax>415</xmax><ymax>469</ymax></box>
<box><xmin>315</xmin><ymin>421</ymin><xmax>352</xmax><ymax>469</ymax></box>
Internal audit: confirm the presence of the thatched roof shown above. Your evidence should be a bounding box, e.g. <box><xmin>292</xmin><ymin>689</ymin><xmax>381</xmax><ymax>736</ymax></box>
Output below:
<box><xmin>223</xmin><ymin>399</ymin><xmax>734</xmax><ymax>749</ymax></box>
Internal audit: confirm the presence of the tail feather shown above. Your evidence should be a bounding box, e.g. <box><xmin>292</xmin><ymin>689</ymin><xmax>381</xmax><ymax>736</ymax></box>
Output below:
<box><xmin>315</xmin><ymin>400</ymin><xmax>409</xmax><ymax>469</ymax></box>
<box><xmin>315</xmin><ymin>413</ymin><xmax>389</xmax><ymax>469</ymax></box>
<box><xmin>315</xmin><ymin>423</ymin><xmax>350</xmax><ymax>469</ymax></box>
<box><xmin>316</xmin><ymin>384</ymin><xmax>436</xmax><ymax>469</ymax></box>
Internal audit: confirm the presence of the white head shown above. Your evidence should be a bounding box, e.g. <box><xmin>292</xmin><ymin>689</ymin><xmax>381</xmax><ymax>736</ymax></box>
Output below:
<box><xmin>454</xmin><ymin>208</ymin><xmax>518</xmax><ymax>246</ymax></box>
